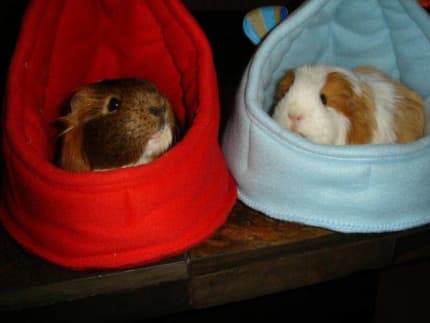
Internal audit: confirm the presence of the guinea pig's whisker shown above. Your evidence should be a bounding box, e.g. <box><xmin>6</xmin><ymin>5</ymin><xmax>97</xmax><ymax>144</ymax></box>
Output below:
<box><xmin>58</xmin><ymin>126</ymin><xmax>74</xmax><ymax>137</ymax></box>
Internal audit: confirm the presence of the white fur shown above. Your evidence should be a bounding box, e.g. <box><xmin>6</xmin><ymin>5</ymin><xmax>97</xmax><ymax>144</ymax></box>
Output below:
<box><xmin>273</xmin><ymin>65</ymin><xmax>351</xmax><ymax>145</ymax></box>
<box><xmin>273</xmin><ymin>65</ymin><xmax>400</xmax><ymax>145</ymax></box>
<box><xmin>135</xmin><ymin>124</ymin><xmax>173</xmax><ymax>166</ymax></box>
<box><xmin>355</xmin><ymin>71</ymin><xmax>398</xmax><ymax>144</ymax></box>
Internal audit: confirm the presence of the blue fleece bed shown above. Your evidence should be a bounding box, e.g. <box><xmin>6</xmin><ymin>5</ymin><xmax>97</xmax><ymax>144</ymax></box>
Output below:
<box><xmin>222</xmin><ymin>0</ymin><xmax>430</xmax><ymax>233</ymax></box>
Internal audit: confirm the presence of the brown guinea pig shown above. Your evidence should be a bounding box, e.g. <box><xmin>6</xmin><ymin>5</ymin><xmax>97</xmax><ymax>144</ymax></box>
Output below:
<box><xmin>273</xmin><ymin>65</ymin><xmax>426</xmax><ymax>145</ymax></box>
<box><xmin>58</xmin><ymin>78</ymin><xmax>177</xmax><ymax>172</ymax></box>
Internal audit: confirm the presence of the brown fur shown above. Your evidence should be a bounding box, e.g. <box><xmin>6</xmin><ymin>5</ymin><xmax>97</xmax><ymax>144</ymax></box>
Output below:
<box><xmin>354</xmin><ymin>66</ymin><xmax>425</xmax><ymax>144</ymax></box>
<box><xmin>59</xmin><ymin>127</ymin><xmax>90</xmax><ymax>172</ymax></box>
<box><xmin>321</xmin><ymin>72</ymin><xmax>377</xmax><ymax>144</ymax></box>
<box><xmin>276</xmin><ymin>71</ymin><xmax>295</xmax><ymax>100</ymax></box>
<box><xmin>58</xmin><ymin>79</ymin><xmax>176</xmax><ymax>172</ymax></box>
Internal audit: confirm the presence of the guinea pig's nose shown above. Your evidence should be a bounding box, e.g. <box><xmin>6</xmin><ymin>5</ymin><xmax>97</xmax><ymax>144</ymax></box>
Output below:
<box><xmin>149</xmin><ymin>106</ymin><xmax>166</xmax><ymax>117</ymax></box>
<box><xmin>288</xmin><ymin>113</ymin><xmax>303</xmax><ymax>123</ymax></box>
<box><xmin>287</xmin><ymin>113</ymin><xmax>303</xmax><ymax>131</ymax></box>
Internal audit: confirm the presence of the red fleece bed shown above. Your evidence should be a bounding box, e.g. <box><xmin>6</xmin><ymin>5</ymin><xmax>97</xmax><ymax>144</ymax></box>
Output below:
<box><xmin>0</xmin><ymin>0</ymin><xmax>236</xmax><ymax>269</ymax></box>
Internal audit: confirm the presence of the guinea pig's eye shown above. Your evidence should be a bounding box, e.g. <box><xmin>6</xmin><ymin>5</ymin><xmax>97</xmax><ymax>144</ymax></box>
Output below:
<box><xmin>320</xmin><ymin>93</ymin><xmax>327</xmax><ymax>105</ymax></box>
<box><xmin>107</xmin><ymin>97</ymin><xmax>121</xmax><ymax>112</ymax></box>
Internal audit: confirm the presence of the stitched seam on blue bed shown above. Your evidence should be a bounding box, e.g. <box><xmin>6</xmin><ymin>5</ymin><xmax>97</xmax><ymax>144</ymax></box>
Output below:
<box><xmin>237</xmin><ymin>190</ymin><xmax>429</xmax><ymax>233</ymax></box>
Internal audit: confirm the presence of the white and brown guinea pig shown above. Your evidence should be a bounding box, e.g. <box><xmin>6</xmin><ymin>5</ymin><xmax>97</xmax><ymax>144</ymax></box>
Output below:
<box><xmin>58</xmin><ymin>78</ymin><xmax>177</xmax><ymax>172</ymax></box>
<box><xmin>272</xmin><ymin>64</ymin><xmax>426</xmax><ymax>145</ymax></box>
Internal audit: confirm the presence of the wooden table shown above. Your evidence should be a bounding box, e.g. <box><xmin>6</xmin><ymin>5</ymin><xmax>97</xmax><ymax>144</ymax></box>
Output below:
<box><xmin>0</xmin><ymin>201</ymin><xmax>429</xmax><ymax>321</ymax></box>
<box><xmin>1</xmin><ymin>1</ymin><xmax>429</xmax><ymax>322</ymax></box>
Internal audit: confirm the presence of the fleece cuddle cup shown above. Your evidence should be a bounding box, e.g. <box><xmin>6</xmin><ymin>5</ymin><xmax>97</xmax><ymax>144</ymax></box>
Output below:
<box><xmin>1</xmin><ymin>0</ymin><xmax>236</xmax><ymax>269</ymax></box>
<box><xmin>222</xmin><ymin>0</ymin><xmax>430</xmax><ymax>233</ymax></box>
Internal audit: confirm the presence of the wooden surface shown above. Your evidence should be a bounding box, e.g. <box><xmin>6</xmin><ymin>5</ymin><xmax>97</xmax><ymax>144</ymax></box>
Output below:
<box><xmin>190</xmin><ymin>203</ymin><xmax>430</xmax><ymax>308</ymax></box>
<box><xmin>0</xmin><ymin>200</ymin><xmax>429</xmax><ymax>321</ymax></box>
<box><xmin>0</xmin><ymin>1</ymin><xmax>429</xmax><ymax>322</ymax></box>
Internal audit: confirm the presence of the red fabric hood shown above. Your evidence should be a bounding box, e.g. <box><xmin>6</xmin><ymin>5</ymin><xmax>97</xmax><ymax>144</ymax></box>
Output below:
<box><xmin>1</xmin><ymin>0</ymin><xmax>236</xmax><ymax>269</ymax></box>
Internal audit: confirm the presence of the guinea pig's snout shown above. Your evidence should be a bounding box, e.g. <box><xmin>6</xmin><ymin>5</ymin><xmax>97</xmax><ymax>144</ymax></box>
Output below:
<box><xmin>148</xmin><ymin>105</ymin><xmax>169</xmax><ymax>132</ymax></box>
<box><xmin>287</xmin><ymin>112</ymin><xmax>303</xmax><ymax>130</ymax></box>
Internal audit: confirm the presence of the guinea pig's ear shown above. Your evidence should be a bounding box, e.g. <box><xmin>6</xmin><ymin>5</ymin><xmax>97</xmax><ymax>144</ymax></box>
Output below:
<box><xmin>321</xmin><ymin>71</ymin><xmax>364</xmax><ymax>112</ymax></box>
<box><xmin>56</xmin><ymin>88</ymin><xmax>93</xmax><ymax>134</ymax></box>
<box><xmin>323</xmin><ymin>71</ymin><xmax>376</xmax><ymax>144</ymax></box>
<box><xmin>59</xmin><ymin>127</ymin><xmax>91</xmax><ymax>172</ymax></box>
<box><xmin>276</xmin><ymin>71</ymin><xmax>295</xmax><ymax>101</ymax></box>
<box><xmin>70</xmin><ymin>88</ymin><xmax>93</xmax><ymax>112</ymax></box>
<box><xmin>67</xmin><ymin>88</ymin><xmax>101</xmax><ymax>125</ymax></box>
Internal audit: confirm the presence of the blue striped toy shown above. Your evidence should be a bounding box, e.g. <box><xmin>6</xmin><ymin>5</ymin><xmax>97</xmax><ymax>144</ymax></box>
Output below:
<box><xmin>243</xmin><ymin>6</ymin><xmax>288</xmax><ymax>45</ymax></box>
